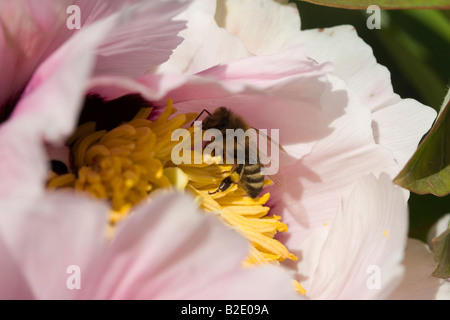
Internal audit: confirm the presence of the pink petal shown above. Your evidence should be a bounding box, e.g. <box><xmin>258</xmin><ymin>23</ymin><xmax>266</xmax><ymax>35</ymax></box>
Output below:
<box><xmin>306</xmin><ymin>173</ymin><xmax>408</xmax><ymax>299</ymax></box>
<box><xmin>0</xmin><ymin>191</ymin><xmax>109</xmax><ymax>299</ymax></box>
<box><xmin>0</xmin><ymin>232</ymin><xmax>34</xmax><ymax>299</ymax></box>
<box><xmin>10</xmin><ymin>11</ymin><xmax>125</xmax><ymax>144</ymax></box>
<box><xmin>0</xmin><ymin>0</ymin><xmax>69</xmax><ymax>116</ymax></box>
<box><xmin>82</xmin><ymin>192</ymin><xmax>300</xmax><ymax>300</ymax></box>
<box><xmin>94</xmin><ymin>0</ymin><xmax>191</xmax><ymax>77</ymax></box>
<box><xmin>0</xmin><ymin>119</ymin><xmax>47</xmax><ymax>200</ymax></box>
<box><xmin>389</xmin><ymin>239</ymin><xmax>450</xmax><ymax>300</ymax></box>
<box><xmin>0</xmin><ymin>0</ymin><xmax>166</xmax><ymax>118</ymax></box>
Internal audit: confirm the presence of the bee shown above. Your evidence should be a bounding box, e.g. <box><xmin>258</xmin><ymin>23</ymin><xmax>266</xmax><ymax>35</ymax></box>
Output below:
<box><xmin>194</xmin><ymin>107</ymin><xmax>283</xmax><ymax>198</ymax></box>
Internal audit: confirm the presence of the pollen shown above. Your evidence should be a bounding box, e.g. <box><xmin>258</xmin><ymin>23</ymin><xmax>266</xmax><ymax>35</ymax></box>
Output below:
<box><xmin>47</xmin><ymin>97</ymin><xmax>297</xmax><ymax>270</ymax></box>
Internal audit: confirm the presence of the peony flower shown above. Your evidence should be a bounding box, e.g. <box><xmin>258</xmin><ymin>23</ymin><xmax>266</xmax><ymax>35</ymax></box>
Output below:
<box><xmin>0</xmin><ymin>0</ymin><xmax>300</xmax><ymax>299</ymax></box>
<box><xmin>0</xmin><ymin>0</ymin><xmax>445</xmax><ymax>300</ymax></box>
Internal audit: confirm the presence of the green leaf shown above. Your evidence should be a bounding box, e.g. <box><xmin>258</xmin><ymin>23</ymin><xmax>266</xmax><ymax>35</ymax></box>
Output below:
<box><xmin>432</xmin><ymin>227</ymin><xmax>450</xmax><ymax>279</ymax></box>
<box><xmin>373</xmin><ymin>24</ymin><xmax>447</xmax><ymax>110</ymax></box>
<box><xmin>408</xmin><ymin>193</ymin><xmax>450</xmax><ymax>242</ymax></box>
<box><xmin>298</xmin><ymin>0</ymin><xmax>450</xmax><ymax>9</ymax></box>
<box><xmin>402</xmin><ymin>10</ymin><xmax>450</xmax><ymax>43</ymax></box>
<box><xmin>394</xmin><ymin>95</ymin><xmax>450</xmax><ymax>196</ymax></box>
<box><xmin>439</xmin><ymin>86</ymin><xmax>450</xmax><ymax>114</ymax></box>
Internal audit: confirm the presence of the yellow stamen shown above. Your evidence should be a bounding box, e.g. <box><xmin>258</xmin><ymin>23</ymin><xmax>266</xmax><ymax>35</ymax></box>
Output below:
<box><xmin>47</xmin><ymin>173</ymin><xmax>76</xmax><ymax>189</ymax></box>
<box><xmin>48</xmin><ymin>98</ymin><xmax>184</xmax><ymax>218</ymax></box>
<box><xmin>293</xmin><ymin>280</ymin><xmax>307</xmax><ymax>295</ymax></box>
<box><xmin>164</xmin><ymin>167</ymin><xmax>189</xmax><ymax>191</ymax></box>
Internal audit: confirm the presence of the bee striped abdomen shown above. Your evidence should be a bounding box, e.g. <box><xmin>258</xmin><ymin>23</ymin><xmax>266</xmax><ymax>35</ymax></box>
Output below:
<box><xmin>243</xmin><ymin>163</ymin><xmax>260</xmax><ymax>175</ymax></box>
<box><xmin>241</xmin><ymin>164</ymin><xmax>264</xmax><ymax>198</ymax></box>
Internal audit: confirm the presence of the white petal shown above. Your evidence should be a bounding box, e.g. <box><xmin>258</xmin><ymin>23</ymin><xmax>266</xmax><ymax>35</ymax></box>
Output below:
<box><xmin>296</xmin><ymin>26</ymin><xmax>436</xmax><ymax>162</ymax></box>
<box><xmin>294</xmin><ymin>25</ymin><xmax>399</xmax><ymax>111</ymax></box>
<box><xmin>282</xmin><ymin>223</ymin><xmax>330</xmax><ymax>293</ymax></box>
<box><xmin>157</xmin><ymin>0</ymin><xmax>250</xmax><ymax>74</ymax></box>
<box><xmin>427</xmin><ymin>214</ymin><xmax>450</xmax><ymax>250</ymax></box>
<box><xmin>216</xmin><ymin>0</ymin><xmax>300</xmax><ymax>55</ymax></box>
<box><xmin>272</xmin><ymin>75</ymin><xmax>398</xmax><ymax>246</ymax></box>
<box><xmin>389</xmin><ymin>238</ymin><xmax>450</xmax><ymax>300</ymax></box>
<box><xmin>372</xmin><ymin>98</ymin><xmax>436</xmax><ymax>169</ymax></box>
<box><xmin>306</xmin><ymin>173</ymin><xmax>408</xmax><ymax>299</ymax></box>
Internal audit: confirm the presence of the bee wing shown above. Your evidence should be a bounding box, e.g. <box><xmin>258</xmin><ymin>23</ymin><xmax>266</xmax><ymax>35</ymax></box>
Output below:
<box><xmin>256</xmin><ymin>127</ymin><xmax>291</xmax><ymax>187</ymax></box>
<box><xmin>228</xmin><ymin>127</ymin><xmax>287</xmax><ymax>186</ymax></box>
<box><xmin>251</xmin><ymin>126</ymin><xmax>289</xmax><ymax>154</ymax></box>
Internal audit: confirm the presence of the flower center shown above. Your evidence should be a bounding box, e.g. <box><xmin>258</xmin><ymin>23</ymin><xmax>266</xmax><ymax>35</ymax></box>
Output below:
<box><xmin>47</xmin><ymin>95</ymin><xmax>301</xmax><ymax>292</ymax></box>
<box><xmin>47</xmin><ymin>97</ymin><xmax>193</xmax><ymax>223</ymax></box>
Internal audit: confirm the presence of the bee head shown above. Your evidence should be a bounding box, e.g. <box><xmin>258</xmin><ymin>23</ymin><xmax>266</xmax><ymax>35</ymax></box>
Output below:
<box><xmin>202</xmin><ymin>107</ymin><xmax>230</xmax><ymax>131</ymax></box>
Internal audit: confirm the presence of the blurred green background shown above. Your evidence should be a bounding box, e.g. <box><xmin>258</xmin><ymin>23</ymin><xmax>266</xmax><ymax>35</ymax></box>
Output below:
<box><xmin>291</xmin><ymin>1</ymin><xmax>450</xmax><ymax>243</ymax></box>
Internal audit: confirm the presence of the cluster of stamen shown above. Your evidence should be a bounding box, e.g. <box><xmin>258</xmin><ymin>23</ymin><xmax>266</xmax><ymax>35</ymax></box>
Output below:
<box><xmin>47</xmin><ymin>99</ymin><xmax>193</xmax><ymax>223</ymax></box>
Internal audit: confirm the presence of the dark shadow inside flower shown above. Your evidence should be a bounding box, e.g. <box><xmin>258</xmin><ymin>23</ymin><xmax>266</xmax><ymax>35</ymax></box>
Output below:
<box><xmin>77</xmin><ymin>94</ymin><xmax>153</xmax><ymax>131</ymax></box>
<box><xmin>0</xmin><ymin>91</ymin><xmax>23</xmax><ymax>124</ymax></box>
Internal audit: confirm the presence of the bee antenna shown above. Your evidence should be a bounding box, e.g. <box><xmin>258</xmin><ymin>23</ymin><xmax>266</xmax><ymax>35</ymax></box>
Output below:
<box><xmin>190</xmin><ymin>109</ymin><xmax>211</xmax><ymax>127</ymax></box>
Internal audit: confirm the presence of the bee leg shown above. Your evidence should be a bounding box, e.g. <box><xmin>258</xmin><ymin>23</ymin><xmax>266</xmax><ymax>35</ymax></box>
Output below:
<box><xmin>236</xmin><ymin>164</ymin><xmax>245</xmax><ymax>182</ymax></box>
<box><xmin>209</xmin><ymin>176</ymin><xmax>233</xmax><ymax>195</ymax></box>
<box><xmin>208</xmin><ymin>164</ymin><xmax>244</xmax><ymax>196</ymax></box>
<box><xmin>190</xmin><ymin>109</ymin><xmax>211</xmax><ymax>127</ymax></box>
